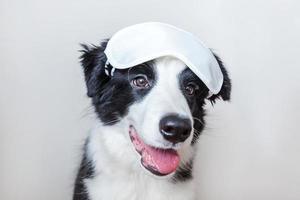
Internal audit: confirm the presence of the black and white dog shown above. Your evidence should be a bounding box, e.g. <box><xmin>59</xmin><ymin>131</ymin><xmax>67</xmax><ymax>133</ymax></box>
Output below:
<box><xmin>73</xmin><ymin>40</ymin><xmax>231</xmax><ymax>200</ymax></box>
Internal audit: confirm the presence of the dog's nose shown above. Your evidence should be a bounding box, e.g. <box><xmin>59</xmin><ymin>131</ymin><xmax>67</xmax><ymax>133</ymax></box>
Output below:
<box><xmin>159</xmin><ymin>115</ymin><xmax>192</xmax><ymax>144</ymax></box>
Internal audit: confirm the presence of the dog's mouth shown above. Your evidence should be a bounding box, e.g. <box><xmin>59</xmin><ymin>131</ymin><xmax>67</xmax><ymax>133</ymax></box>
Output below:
<box><xmin>129</xmin><ymin>125</ymin><xmax>180</xmax><ymax>176</ymax></box>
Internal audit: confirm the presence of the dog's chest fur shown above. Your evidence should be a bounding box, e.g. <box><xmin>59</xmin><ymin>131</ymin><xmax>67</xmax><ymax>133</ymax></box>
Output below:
<box><xmin>86</xmin><ymin>172</ymin><xmax>195</xmax><ymax>200</ymax></box>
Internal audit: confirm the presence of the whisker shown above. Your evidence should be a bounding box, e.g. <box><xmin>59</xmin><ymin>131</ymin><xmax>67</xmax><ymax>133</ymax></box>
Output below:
<box><xmin>193</xmin><ymin>117</ymin><xmax>204</xmax><ymax>125</ymax></box>
<box><xmin>102</xmin><ymin>118</ymin><xmax>120</xmax><ymax>125</ymax></box>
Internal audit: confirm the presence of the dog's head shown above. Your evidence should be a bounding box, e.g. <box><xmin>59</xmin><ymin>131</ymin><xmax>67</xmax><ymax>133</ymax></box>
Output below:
<box><xmin>80</xmin><ymin>40</ymin><xmax>231</xmax><ymax>178</ymax></box>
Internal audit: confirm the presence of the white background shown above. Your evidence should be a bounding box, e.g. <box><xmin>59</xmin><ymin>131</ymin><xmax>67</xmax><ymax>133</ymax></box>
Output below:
<box><xmin>1</xmin><ymin>0</ymin><xmax>299</xmax><ymax>199</ymax></box>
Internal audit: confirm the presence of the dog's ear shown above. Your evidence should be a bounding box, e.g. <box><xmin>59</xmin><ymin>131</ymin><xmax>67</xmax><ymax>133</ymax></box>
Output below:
<box><xmin>80</xmin><ymin>40</ymin><xmax>110</xmax><ymax>97</ymax></box>
<box><xmin>208</xmin><ymin>52</ymin><xmax>232</xmax><ymax>103</ymax></box>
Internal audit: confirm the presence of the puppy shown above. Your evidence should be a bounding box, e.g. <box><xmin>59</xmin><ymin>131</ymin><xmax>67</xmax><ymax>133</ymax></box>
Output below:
<box><xmin>73</xmin><ymin>38</ymin><xmax>231</xmax><ymax>200</ymax></box>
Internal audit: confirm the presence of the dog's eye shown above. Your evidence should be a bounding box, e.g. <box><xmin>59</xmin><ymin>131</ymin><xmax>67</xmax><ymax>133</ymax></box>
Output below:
<box><xmin>185</xmin><ymin>82</ymin><xmax>199</xmax><ymax>96</ymax></box>
<box><xmin>132</xmin><ymin>76</ymin><xmax>150</xmax><ymax>89</ymax></box>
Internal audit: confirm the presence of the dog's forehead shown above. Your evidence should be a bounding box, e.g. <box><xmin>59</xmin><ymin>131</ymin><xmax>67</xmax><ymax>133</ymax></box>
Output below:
<box><xmin>153</xmin><ymin>57</ymin><xmax>187</xmax><ymax>78</ymax></box>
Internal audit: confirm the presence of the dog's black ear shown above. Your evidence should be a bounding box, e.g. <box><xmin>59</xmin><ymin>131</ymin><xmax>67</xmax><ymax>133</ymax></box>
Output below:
<box><xmin>80</xmin><ymin>40</ymin><xmax>110</xmax><ymax>97</ymax></box>
<box><xmin>208</xmin><ymin>52</ymin><xmax>232</xmax><ymax>103</ymax></box>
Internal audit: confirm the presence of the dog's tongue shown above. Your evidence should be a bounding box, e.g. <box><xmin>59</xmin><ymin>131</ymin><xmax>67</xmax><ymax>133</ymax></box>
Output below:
<box><xmin>129</xmin><ymin>127</ymin><xmax>180</xmax><ymax>175</ymax></box>
<box><xmin>141</xmin><ymin>145</ymin><xmax>180</xmax><ymax>175</ymax></box>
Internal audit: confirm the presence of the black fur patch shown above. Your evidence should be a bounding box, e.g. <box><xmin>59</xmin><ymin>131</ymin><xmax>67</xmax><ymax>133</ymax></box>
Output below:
<box><xmin>179</xmin><ymin>68</ymin><xmax>208</xmax><ymax>145</ymax></box>
<box><xmin>73</xmin><ymin>141</ymin><xmax>94</xmax><ymax>200</ymax></box>
<box><xmin>172</xmin><ymin>160</ymin><xmax>193</xmax><ymax>183</ymax></box>
<box><xmin>80</xmin><ymin>41</ymin><xmax>156</xmax><ymax>125</ymax></box>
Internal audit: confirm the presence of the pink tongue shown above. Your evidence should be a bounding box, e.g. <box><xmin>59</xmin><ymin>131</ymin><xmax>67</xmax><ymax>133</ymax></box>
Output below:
<box><xmin>129</xmin><ymin>127</ymin><xmax>180</xmax><ymax>175</ymax></box>
<box><xmin>142</xmin><ymin>146</ymin><xmax>180</xmax><ymax>175</ymax></box>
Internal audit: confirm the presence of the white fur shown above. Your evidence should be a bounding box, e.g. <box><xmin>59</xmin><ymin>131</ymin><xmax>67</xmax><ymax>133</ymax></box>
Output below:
<box><xmin>85</xmin><ymin>57</ymin><xmax>197</xmax><ymax>200</ymax></box>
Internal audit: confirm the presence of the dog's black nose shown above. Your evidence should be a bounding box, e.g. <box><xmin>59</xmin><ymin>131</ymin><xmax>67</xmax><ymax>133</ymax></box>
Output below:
<box><xmin>159</xmin><ymin>115</ymin><xmax>192</xmax><ymax>144</ymax></box>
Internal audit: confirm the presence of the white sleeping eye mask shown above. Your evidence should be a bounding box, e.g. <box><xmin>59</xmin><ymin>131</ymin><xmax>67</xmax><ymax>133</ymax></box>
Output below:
<box><xmin>104</xmin><ymin>22</ymin><xmax>223</xmax><ymax>95</ymax></box>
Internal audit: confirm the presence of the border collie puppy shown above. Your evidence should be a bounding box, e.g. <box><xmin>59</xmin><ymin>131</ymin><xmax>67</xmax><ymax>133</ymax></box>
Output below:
<box><xmin>73</xmin><ymin>34</ymin><xmax>231</xmax><ymax>200</ymax></box>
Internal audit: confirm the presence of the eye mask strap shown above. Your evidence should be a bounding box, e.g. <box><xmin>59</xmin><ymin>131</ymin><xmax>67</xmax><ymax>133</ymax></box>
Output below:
<box><xmin>104</xmin><ymin>60</ymin><xmax>116</xmax><ymax>77</ymax></box>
